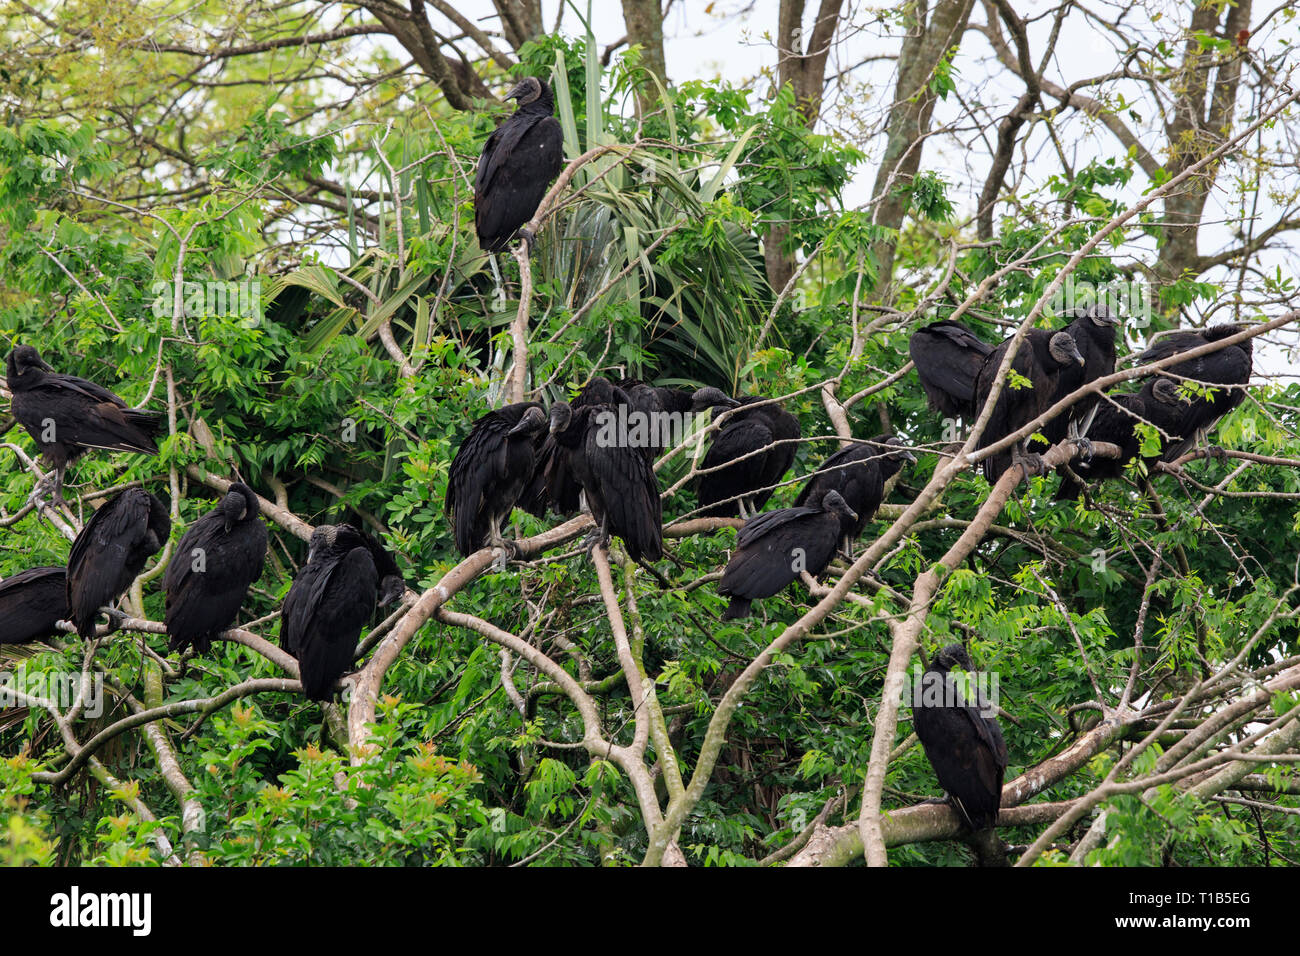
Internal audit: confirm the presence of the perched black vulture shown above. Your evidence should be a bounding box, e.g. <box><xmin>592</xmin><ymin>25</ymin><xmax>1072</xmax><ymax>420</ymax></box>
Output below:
<box><xmin>521</xmin><ymin>377</ymin><xmax>634</xmax><ymax>518</ymax></box>
<box><xmin>446</xmin><ymin>402</ymin><xmax>547</xmax><ymax>556</ymax></box>
<box><xmin>909</xmin><ymin>320</ymin><xmax>995</xmax><ymax>419</ymax></box>
<box><xmin>548</xmin><ymin>401</ymin><xmax>663</xmax><ymax>562</ymax></box>
<box><xmin>280</xmin><ymin>524</ymin><xmax>406</xmax><ymax>701</ymax></box>
<box><xmin>164</xmin><ymin>483</ymin><xmax>268</xmax><ymax>654</ymax></box>
<box><xmin>717</xmin><ymin>489</ymin><xmax>857</xmax><ymax>620</ymax></box>
<box><xmin>5</xmin><ymin>346</ymin><xmax>162</xmax><ymax>505</ymax></box>
<box><xmin>1048</xmin><ymin>304</ymin><xmax>1121</xmax><ymax>447</ymax></box>
<box><xmin>1055</xmin><ymin>378</ymin><xmax>1189</xmax><ymax>500</ymax></box>
<box><xmin>620</xmin><ymin>383</ymin><xmax>739</xmax><ymax>457</ymax></box>
<box><xmin>973</xmin><ymin>329</ymin><xmax>1085</xmax><ymax>482</ymax></box>
<box><xmin>794</xmin><ymin>435</ymin><xmax>915</xmax><ymax>552</ymax></box>
<box><xmin>0</xmin><ymin>567</ymin><xmax>69</xmax><ymax>644</ymax></box>
<box><xmin>1133</xmin><ymin>324</ymin><xmax>1253</xmax><ymax>461</ymax></box>
<box><xmin>67</xmin><ymin>488</ymin><xmax>170</xmax><ymax>638</ymax></box>
<box><xmin>697</xmin><ymin>396</ymin><xmax>802</xmax><ymax>517</ymax></box>
<box><xmin>911</xmin><ymin>644</ymin><xmax>1009</xmax><ymax>867</ymax></box>
<box><xmin>475</xmin><ymin>77</ymin><xmax>564</xmax><ymax>252</ymax></box>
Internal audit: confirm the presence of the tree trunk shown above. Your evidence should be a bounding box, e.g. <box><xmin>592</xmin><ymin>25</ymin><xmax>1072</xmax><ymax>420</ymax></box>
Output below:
<box><xmin>621</xmin><ymin>0</ymin><xmax>668</xmax><ymax>117</ymax></box>
<box><xmin>763</xmin><ymin>0</ymin><xmax>846</xmax><ymax>293</ymax></box>
<box><xmin>868</xmin><ymin>0</ymin><xmax>975</xmax><ymax>294</ymax></box>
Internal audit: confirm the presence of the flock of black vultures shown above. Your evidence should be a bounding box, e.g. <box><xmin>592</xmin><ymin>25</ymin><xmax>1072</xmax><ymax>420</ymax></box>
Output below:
<box><xmin>0</xmin><ymin>75</ymin><xmax>1258</xmax><ymax>861</ymax></box>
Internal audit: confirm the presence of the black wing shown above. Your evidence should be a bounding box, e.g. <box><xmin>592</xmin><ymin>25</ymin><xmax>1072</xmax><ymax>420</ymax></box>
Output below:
<box><xmin>0</xmin><ymin>567</ymin><xmax>68</xmax><ymax>643</ymax></box>
<box><xmin>910</xmin><ymin>321</ymin><xmax>995</xmax><ymax>418</ymax></box>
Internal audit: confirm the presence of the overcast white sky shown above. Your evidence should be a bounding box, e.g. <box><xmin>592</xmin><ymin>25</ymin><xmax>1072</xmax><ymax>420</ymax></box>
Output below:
<box><xmin>433</xmin><ymin>2</ymin><xmax>1299</xmax><ymax>377</ymax></box>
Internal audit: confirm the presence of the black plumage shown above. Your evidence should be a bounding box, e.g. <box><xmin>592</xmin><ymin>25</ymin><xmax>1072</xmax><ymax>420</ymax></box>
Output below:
<box><xmin>911</xmin><ymin>644</ymin><xmax>1009</xmax><ymax>866</ymax></box>
<box><xmin>548</xmin><ymin>401</ymin><xmax>663</xmax><ymax>562</ymax></box>
<box><xmin>5</xmin><ymin>346</ymin><xmax>162</xmax><ymax>504</ymax></box>
<box><xmin>67</xmin><ymin>488</ymin><xmax>170</xmax><ymax>638</ymax></box>
<box><xmin>718</xmin><ymin>489</ymin><xmax>857</xmax><ymax>620</ymax></box>
<box><xmin>522</xmin><ymin>377</ymin><xmax>634</xmax><ymax>518</ymax></box>
<box><xmin>1048</xmin><ymin>304</ymin><xmax>1121</xmax><ymax>447</ymax></box>
<box><xmin>475</xmin><ymin>77</ymin><xmax>564</xmax><ymax>252</ymax></box>
<box><xmin>446</xmin><ymin>402</ymin><xmax>547</xmax><ymax>556</ymax></box>
<box><xmin>1133</xmin><ymin>324</ymin><xmax>1253</xmax><ymax>461</ymax></box>
<box><xmin>619</xmin><ymin>383</ymin><xmax>739</xmax><ymax>457</ymax></box>
<box><xmin>1055</xmin><ymin>378</ymin><xmax>1189</xmax><ymax>499</ymax></box>
<box><xmin>164</xmin><ymin>483</ymin><xmax>268</xmax><ymax>654</ymax></box>
<box><xmin>697</xmin><ymin>396</ymin><xmax>802</xmax><ymax>517</ymax></box>
<box><xmin>281</xmin><ymin>524</ymin><xmax>406</xmax><ymax>701</ymax></box>
<box><xmin>794</xmin><ymin>434</ymin><xmax>915</xmax><ymax>546</ymax></box>
<box><xmin>973</xmin><ymin>328</ymin><xmax>1085</xmax><ymax>482</ymax></box>
<box><xmin>0</xmin><ymin>567</ymin><xmax>69</xmax><ymax>644</ymax></box>
<box><xmin>909</xmin><ymin>320</ymin><xmax>995</xmax><ymax>419</ymax></box>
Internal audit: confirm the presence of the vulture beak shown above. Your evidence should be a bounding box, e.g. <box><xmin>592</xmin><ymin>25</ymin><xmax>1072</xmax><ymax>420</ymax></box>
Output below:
<box><xmin>503</xmin><ymin>80</ymin><xmax>529</xmax><ymax>102</ymax></box>
<box><xmin>844</xmin><ymin>504</ymin><xmax>860</xmax><ymax>523</ymax></box>
<box><xmin>36</xmin><ymin>356</ymin><xmax>55</xmax><ymax>372</ymax></box>
<box><xmin>901</xmin><ymin>448</ymin><xmax>918</xmax><ymax>464</ymax></box>
<box><xmin>507</xmin><ymin>412</ymin><xmax>541</xmax><ymax>437</ymax></box>
<box><xmin>378</xmin><ymin>574</ymin><xmax>406</xmax><ymax>608</ymax></box>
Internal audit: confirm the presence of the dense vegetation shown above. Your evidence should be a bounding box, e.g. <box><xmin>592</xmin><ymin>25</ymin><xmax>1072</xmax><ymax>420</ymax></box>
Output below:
<box><xmin>2</xmin><ymin>2</ymin><xmax>1299</xmax><ymax>867</ymax></box>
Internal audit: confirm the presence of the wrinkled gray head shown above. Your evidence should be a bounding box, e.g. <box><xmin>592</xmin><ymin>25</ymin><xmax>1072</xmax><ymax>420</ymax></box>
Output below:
<box><xmin>306</xmin><ymin>525</ymin><xmax>335</xmax><ymax>564</ymax></box>
<box><xmin>1151</xmin><ymin>377</ymin><xmax>1184</xmax><ymax>405</ymax></box>
<box><xmin>1049</xmin><ymin>331</ymin><xmax>1086</xmax><ymax>367</ymax></box>
<box><xmin>508</xmin><ymin>405</ymin><xmax>547</xmax><ymax>437</ymax></box>
<box><xmin>821</xmin><ymin>489</ymin><xmax>859</xmax><ymax>523</ymax></box>
<box><xmin>504</xmin><ymin>76</ymin><xmax>545</xmax><ymax>106</ymax></box>
<box><xmin>220</xmin><ymin>482</ymin><xmax>258</xmax><ymax>532</ymax></box>
<box><xmin>932</xmin><ymin>643</ymin><xmax>974</xmax><ymax>673</ymax></box>
<box><xmin>548</xmin><ymin>401</ymin><xmax>573</xmax><ymax>434</ymax></box>
<box><xmin>690</xmin><ymin>386</ymin><xmax>740</xmax><ymax>413</ymax></box>
<box><xmin>6</xmin><ymin>345</ymin><xmax>53</xmax><ymax>382</ymax></box>
<box><xmin>378</xmin><ymin>574</ymin><xmax>406</xmax><ymax>608</ymax></box>
<box><xmin>875</xmin><ymin>434</ymin><xmax>918</xmax><ymax>463</ymax></box>
<box><xmin>1076</xmin><ymin>303</ymin><xmax>1120</xmax><ymax>327</ymax></box>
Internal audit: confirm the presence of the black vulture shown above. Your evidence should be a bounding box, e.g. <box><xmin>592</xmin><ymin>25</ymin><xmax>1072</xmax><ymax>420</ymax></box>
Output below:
<box><xmin>164</xmin><ymin>483</ymin><xmax>268</xmax><ymax>654</ymax></box>
<box><xmin>973</xmin><ymin>329</ymin><xmax>1085</xmax><ymax>482</ymax></box>
<box><xmin>547</xmin><ymin>401</ymin><xmax>663</xmax><ymax>562</ymax></box>
<box><xmin>521</xmin><ymin>377</ymin><xmax>634</xmax><ymax>518</ymax></box>
<box><xmin>1055</xmin><ymin>378</ymin><xmax>1189</xmax><ymax>500</ymax></box>
<box><xmin>67</xmin><ymin>488</ymin><xmax>170</xmax><ymax>638</ymax></box>
<box><xmin>280</xmin><ymin>524</ymin><xmax>406</xmax><ymax>701</ymax></box>
<box><xmin>0</xmin><ymin>567</ymin><xmax>69</xmax><ymax>644</ymax></box>
<box><xmin>1133</xmin><ymin>324</ymin><xmax>1253</xmax><ymax>461</ymax></box>
<box><xmin>717</xmin><ymin>489</ymin><xmax>857</xmax><ymax>620</ymax></box>
<box><xmin>446</xmin><ymin>402</ymin><xmax>547</xmax><ymax>557</ymax></box>
<box><xmin>5</xmin><ymin>346</ymin><xmax>162</xmax><ymax>505</ymax></box>
<box><xmin>909</xmin><ymin>320</ymin><xmax>995</xmax><ymax>419</ymax></box>
<box><xmin>1048</xmin><ymin>304</ymin><xmax>1121</xmax><ymax>448</ymax></box>
<box><xmin>697</xmin><ymin>396</ymin><xmax>802</xmax><ymax>517</ymax></box>
<box><xmin>620</xmin><ymin>382</ymin><xmax>739</xmax><ymax>457</ymax></box>
<box><xmin>475</xmin><ymin>77</ymin><xmax>564</xmax><ymax>252</ymax></box>
<box><xmin>794</xmin><ymin>434</ymin><xmax>916</xmax><ymax>553</ymax></box>
<box><xmin>911</xmin><ymin>644</ymin><xmax>1009</xmax><ymax>867</ymax></box>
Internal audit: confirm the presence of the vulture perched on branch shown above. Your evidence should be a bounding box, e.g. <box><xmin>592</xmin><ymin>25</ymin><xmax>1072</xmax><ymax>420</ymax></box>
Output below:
<box><xmin>446</xmin><ymin>402</ymin><xmax>548</xmax><ymax>557</ymax></box>
<box><xmin>1132</xmin><ymin>323</ymin><xmax>1253</xmax><ymax>461</ymax></box>
<box><xmin>547</xmin><ymin>400</ymin><xmax>663</xmax><ymax>562</ymax></box>
<box><xmin>911</xmin><ymin>644</ymin><xmax>1009</xmax><ymax>867</ymax></box>
<box><xmin>5</xmin><ymin>345</ymin><xmax>162</xmax><ymax>506</ymax></box>
<box><xmin>0</xmin><ymin>567</ymin><xmax>69</xmax><ymax>644</ymax></box>
<box><xmin>697</xmin><ymin>396</ymin><xmax>801</xmax><ymax>517</ymax></box>
<box><xmin>972</xmin><ymin>329</ymin><xmax>1085</xmax><ymax>482</ymax></box>
<box><xmin>67</xmin><ymin>488</ymin><xmax>170</xmax><ymax>638</ymax></box>
<box><xmin>717</xmin><ymin>489</ymin><xmax>857</xmax><ymax>620</ymax></box>
<box><xmin>474</xmin><ymin>77</ymin><xmax>564</xmax><ymax>252</ymax></box>
<box><xmin>164</xmin><ymin>483</ymin><xmax>268</xmax><ymax>654</ymax></box>
<box><xmin>795</xmin><ymin>434</ymin><xmax>915</xmax><ymax>555</ymax></box>
<box><xmin>280</xmin><ymin>524</ymin><xmax>406</xmax><ymax>702</ymax></box>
